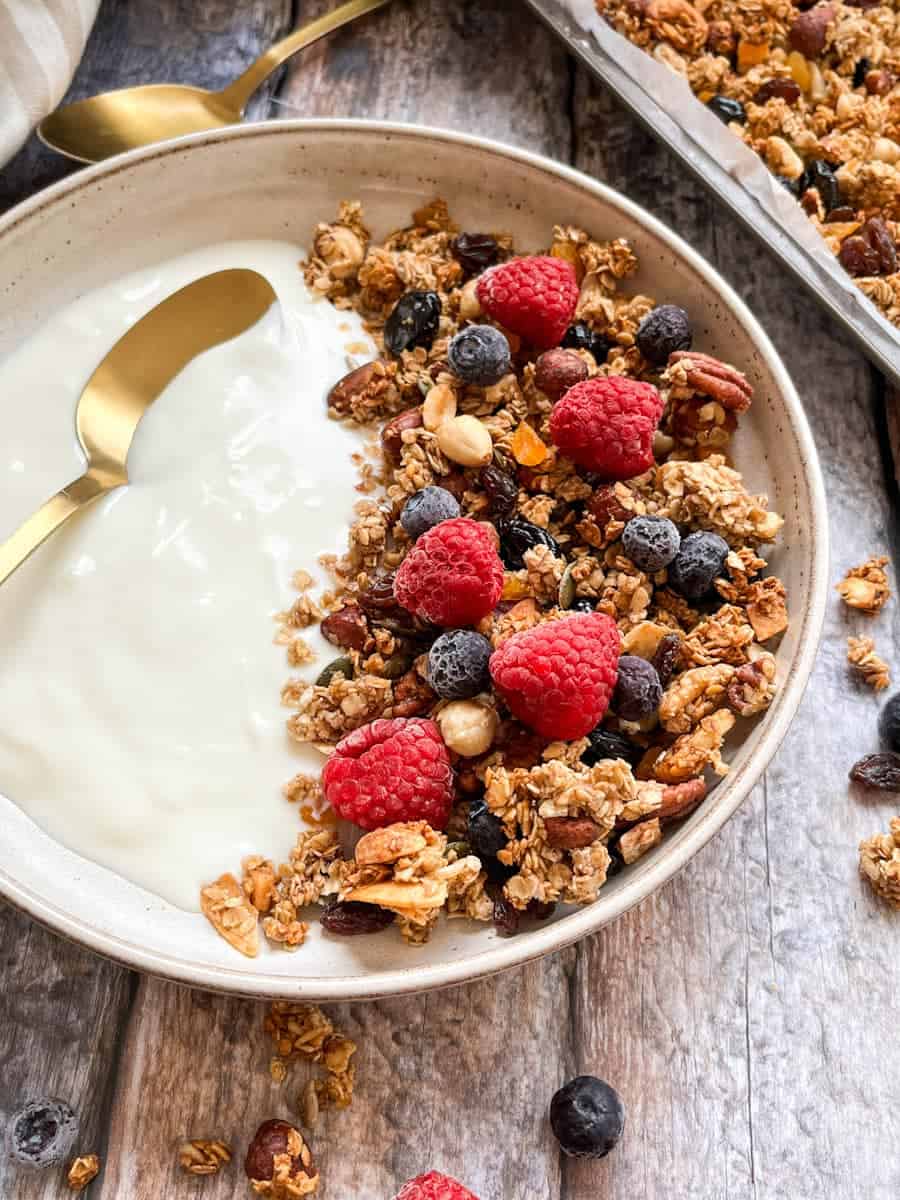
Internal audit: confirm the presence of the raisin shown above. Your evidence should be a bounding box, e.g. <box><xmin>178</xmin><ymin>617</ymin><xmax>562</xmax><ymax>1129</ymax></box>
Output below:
<box><xmin>706</xmin><ymin>95</ymin><xmax>746</xmax><ymax>125</ymax></box>
<box><xmin>652</xmin><ymin>633</ymin><xmax>682</xmax><ymax>688</ymax></box>
<box><xmin>849</xmin><ymin>753</ymin><xmax>900</xmax><ymax>791</ymax></box>
<box><xmin>752</xmin><ymin>78</ymin><xmax>801</xmax><ymax>105</ymax></box>
<box><xmin>384</xmin><ymin>291</ymin><xmax>441</xmax><ymax>356</ymax></box>
<box><xmin>497</xmin><ymin>515</ymin><xmax>562</xmax><ymax>570</ymax></box>
<box><xmin>480</xmin><ymin>464</ymin><xmax>519</xmax><ymax>519</ymax></box>
<box><xmin>587</xmin><ymin>484</ymin><xmax>631</xmax><ymax>529</ymax></box>
<box><xmin>320</xmin><ymin>604</ymin><xmax>369</xmax><ymax>650</ymax></box>
<box><xmin>852</xmin><ymin>56</ymin><xmax>870</xmax><ymax>87</ymax></box>
<box><xmin>451</xmin><ymin>232</ymin><xmax>501</xmax><ymax>277</ymax></box>
<box><xmin>798</xmin><ymin>160</ymin><xmax>841</xmax><ymax>214</ymax></box>
<box><xmin>320</xmin><ymin>900</ymin><xmax>395</xmax><ymax>935</ymax></box>
<box><xmin>839</xmin><ymin>218</ymin><xmax>898</xmax><ymax>277</ymax></box>
<box><xmin>528</xmin><ymin>899</ymin><xmax>556</xmax><ymax>922</ymax></box>
<box><xmin>488</xmin><ymin>882</ymin><xmax>520</xmax><ymax>936</ymax></box>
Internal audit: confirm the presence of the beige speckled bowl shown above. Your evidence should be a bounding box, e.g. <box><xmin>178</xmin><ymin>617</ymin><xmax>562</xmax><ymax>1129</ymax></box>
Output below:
<box><xmin>0</xmin><ymin>122</ymin><xmax>827</xmax><ymax>999</ymax></box>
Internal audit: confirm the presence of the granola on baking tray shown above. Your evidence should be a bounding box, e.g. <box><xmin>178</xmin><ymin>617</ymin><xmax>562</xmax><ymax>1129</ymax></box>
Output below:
<box><xmin>202</xmin><ymin>200</ymin><xmax>789</xmax><ymax>955</ymax></box>
<box><xmin>589</xmin><ymin>0</ymin><xmax>900</xmax><ymax>327</ymax></box>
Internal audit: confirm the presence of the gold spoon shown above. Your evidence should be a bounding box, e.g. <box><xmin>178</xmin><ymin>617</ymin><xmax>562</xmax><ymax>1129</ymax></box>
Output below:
<box><xmin>38</xmin><ymin>0</ymin><xmax>390</xmax><ymax>165</ymax></box>
<box><xmin>0</xmin><ymin>269</ymin><xmax>277</xmax><ymax>587</ymax></box>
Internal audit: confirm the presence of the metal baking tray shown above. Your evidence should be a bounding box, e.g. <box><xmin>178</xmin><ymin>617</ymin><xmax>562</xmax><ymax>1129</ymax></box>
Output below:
<box><xmin>524</xmin><ymin>0</ymin><xmax>900</xmax><ymax>384</ymax></box>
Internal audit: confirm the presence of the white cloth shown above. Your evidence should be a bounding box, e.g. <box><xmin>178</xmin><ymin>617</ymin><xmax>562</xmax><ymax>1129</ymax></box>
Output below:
<box><xmin>0</xmin><ymin>0</ymin><xmax>100</xmax><ymax>167</ymax></box>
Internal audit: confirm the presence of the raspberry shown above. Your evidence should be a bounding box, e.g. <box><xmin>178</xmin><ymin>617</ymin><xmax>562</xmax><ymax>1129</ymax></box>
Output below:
<box><xmin>400</xmin><ymin>486</ymin><xmax>461</xmax><ymax>539</ymax></box>
<box><xmin>447</xmin><ymin>325</ymin><xmax>511</xmax><ymax>386</ymax></box>
<box><xmin>393</xmin><ymin>517</ymin><xmax>503</xmax><ymax>627</ymax></box>
<box><xmin>322</xmin><ymin>718</ymin><xmax>454</xmax><ymax>830</ymax></box>
<box><xmin>489</xmin><ymin>612</ymin><xmax>621</xmax><ymax>740</ymax></box>
<box><xmin>549</xmin><ymin>376</ymin><xmax>663</xmax><ymax>479</ymax></box>
<box><xmin>476</xmin><ymin>256</ymin><xmax>578</xmax><ymax>349</ymax></box>
<box><xmin>394</xmin><ymin>1172</ymin><xmax>481</xmax><ymax>1200</ymax></box>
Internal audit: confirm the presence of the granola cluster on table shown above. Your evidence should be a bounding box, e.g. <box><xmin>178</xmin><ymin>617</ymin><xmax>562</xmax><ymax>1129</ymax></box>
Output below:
<box><xmin>591</xmin><ymin>0</ymin><xmax>900</xmax><ymax>325</ymax></box>
<box><xmin>201</xmin><ymin>199</ymin><xmax>790</xmax><ymax>958</ymax></box>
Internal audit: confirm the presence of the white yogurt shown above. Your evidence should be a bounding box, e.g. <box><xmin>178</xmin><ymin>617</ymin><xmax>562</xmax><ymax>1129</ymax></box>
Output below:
<box><xmin>0</xmin><ymin>241</ymin><xmax>373</xmax><ymax>911</ymax></box>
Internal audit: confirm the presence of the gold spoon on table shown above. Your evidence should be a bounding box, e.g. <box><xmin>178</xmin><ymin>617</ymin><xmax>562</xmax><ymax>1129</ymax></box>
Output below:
<box><xmin>0</xmin><ymin>269</ymin><xmax>276</xmax><ymax>587</ymax></box>
<box><xmin>38</xmin><ymin>0</ymin><xmax>390</xmax><ymax>165</ymax></box>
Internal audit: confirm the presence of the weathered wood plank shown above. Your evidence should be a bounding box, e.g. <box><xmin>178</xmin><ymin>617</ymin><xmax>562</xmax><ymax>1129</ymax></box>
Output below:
<box><xmin>0</xmin><ymin>0</ymin><xmax>293</xmax><ymax>213</ymax></box>
<box><xmin>0</xmin><ymin>903</ymin><xmax>136</xmax><ymax>1198</ymax></box>
<box><xmin>569</xmin><ymin>71</ymin><xmax>900</xmax><ymax>1200</ymax></box>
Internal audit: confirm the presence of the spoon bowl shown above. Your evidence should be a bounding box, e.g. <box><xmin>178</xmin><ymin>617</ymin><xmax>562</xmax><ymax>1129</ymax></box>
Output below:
<box><xmin>0</xmin><ymin>269</ymin><xmax>276</xmax><ymax>587</ymax></box>
<box><xmin>37</xmin><ymin>0</ymin><xmax>390</xmax><ymax>165</ymax></box>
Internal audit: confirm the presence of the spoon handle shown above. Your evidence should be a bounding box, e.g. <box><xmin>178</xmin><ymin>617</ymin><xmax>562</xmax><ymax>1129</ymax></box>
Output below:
<box><xmin>218</xmin><ymin>0</ymin><xmax>392</xmax><ymax>115</ymax></box>
<box><xmin>0</xmin><ymin>472</ymin><xmax>111</xmax><ymax>588</ymax></box>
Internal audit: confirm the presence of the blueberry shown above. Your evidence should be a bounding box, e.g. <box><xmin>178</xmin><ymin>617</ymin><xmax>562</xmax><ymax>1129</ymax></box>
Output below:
<box><xmin>400</xmin><ymin>486</ymin><xmax>460</xmax><ymax>539</ymax></box>
<box><xmin>448</xmin><ymin>325</ymin><xmax>512</xmax><ymax>386</ymax></box>
<box><xmin>427</xmin><ymin>630</ymin><xmax>493</xmax><ymax>700</ymax></box>
<box><xmin>571</xmin><ymin>598</ymin><xmax>596</xmax><ymax>614</ymax></box>
<box><xmin>498</xmin><ymin>515</ymin><xmax>562</xmax><ymax>570</ymax></box>
<box><xmin>613</xmin><ymin>655</ymin><xmax>663</xmax><ymax>722</ymax></box>
<box><xmin>878</xmin><ymin>693</ymin><xmax>900</xmax><ymax>753</ymax></box>
<box><xmin>668</xmin><ymin>530</ymin><xmax>729</xmax><ymax>600</ymax></box>
<box><xmin>467</xmin><ymin>798</ymin><xmax>507</xmax><ymax>860</ymax></box>
<box><xmin>636</xmin><ymin>304</ymin><xmax>693</xmax><ymax>365</ymax></box>
<box><xmin>582</xmin><ymin>726</ymin><xmax>642</xmax><ymax>768</ymax></box>
<box><xmin>706</xmin><ymin>95</ymin><xmax>746</xmax><ymax>125</ymax></box>
<box><xmin>550</xmin><ymin>1076</ymin><xmax>625</xmax><ymax>1159</ymax></box>
<box><xmin>384</xmin><ymin>290</ymin><xmax>441</xmax><ymax>356</ymax></box>
<box><xmin>7</xmin><ymin>1099</ymin><xmax>79</xmax><ymax>1169</ymax></box>
<box><xmin>560</xmin><ymin>321</ymin><xmax>611</xmax><ymax>363</ymax></box>
<box><xmin>621</xmin><ymin>515</ymin><xmax>681</xmax><ymax>573</ymax></box>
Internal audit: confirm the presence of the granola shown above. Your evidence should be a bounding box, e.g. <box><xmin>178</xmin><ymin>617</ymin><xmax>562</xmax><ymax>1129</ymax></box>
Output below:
<box><xmin>66</xmin><ymin>1155</ymin><xmax>101</xmax><ymax>1192</ymax></box>
<box><xmin>204</xmin><ymin>200</ymin><xmax>789</xmax><ymax>954</ymax></box>
<box><xmin>847</xmin><ymin>634</ymin><xmax>891</xmax><ymax>690</ymax></box>
<box><xmin>589</xmin><ymin>0</ymin><xmax>900</xmax><ymax>328</ymax></box>
<box><xmin>859</xmin><ymin>816</ymin><xmax>900</xmax><ymax>908</ymax></box>
<box><xmin>263</xmin><ymin>1002</ymin><xmax>358</xmax><ymax>1115</ymax></box>
<box><xmin>179</xmin><ymin>1140</ymin><xmax>231</xmax><ymax>1176</ymax></box>
<box><xmin>837</xmin><ymin>554</ymin><xmax>891</xmax><ymax>613</ymax></box>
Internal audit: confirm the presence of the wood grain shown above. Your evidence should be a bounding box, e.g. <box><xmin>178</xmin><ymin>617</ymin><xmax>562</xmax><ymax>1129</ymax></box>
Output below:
<box><xmin>1</xmin><ymin>1</ymin><xmax>899</xmax><ymax>1199</ymax></box>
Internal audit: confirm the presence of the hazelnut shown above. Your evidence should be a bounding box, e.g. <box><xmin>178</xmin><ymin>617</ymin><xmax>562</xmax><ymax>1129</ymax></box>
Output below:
<box><xmin>422</xmin><ymin>383</ymin><xmax>458</xmax><ymax>431</ymax></box>
<box><xmin>436</xmin><ymin>415</ymin><xmax>494</xmax><ymax>467</ymax></box>
<box><xmin>436</xmin><ymin>698</ymin><xmax>498</xmax><ymax>757</ymax></box>
<box><xmin>788</xmin><ymin>4</ymin><xmax>834</xmax><ymax>58</ymax></box>
<box><xmin>244</xmin><ymin>1120</ymin><xmax>317</xmax><ymax>1192</ymax></box>
<box><xmin>534</xmin><ymin>348</ymin><xmax>589</xmax><ymax>401</ymax></box>
<box><xmin>865</xmin><ymin>69</ymin><xmax>893</xmax><ymax>96</ymax></box>
<box><xmin>312</xmin><ymin>224</ymin><xmax>365</xmax><ymax>280</ymax></box>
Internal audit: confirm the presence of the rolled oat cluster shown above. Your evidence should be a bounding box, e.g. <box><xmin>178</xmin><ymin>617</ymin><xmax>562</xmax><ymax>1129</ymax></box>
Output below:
<box><xmin>203</xmin><ymin>200</ymin><xmax>789</xmax><ymax>956</ymax></box>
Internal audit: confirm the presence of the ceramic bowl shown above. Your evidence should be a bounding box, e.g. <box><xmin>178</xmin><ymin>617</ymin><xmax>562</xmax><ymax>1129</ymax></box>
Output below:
<box><xmin>0</xmin><ymin>121</ymin><xmax>828</xmax><ymax>998</ymax></box>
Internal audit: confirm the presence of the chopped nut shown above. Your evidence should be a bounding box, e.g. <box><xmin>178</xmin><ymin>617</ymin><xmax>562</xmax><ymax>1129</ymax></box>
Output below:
<box><xmin>659</xmin><ymin>663</ymin><xmax>735</xmax><ymax>733</ymax></box>
<box><xmin>66</xmin><ymin>1155</ymin><xmax>101</xmax><ymax>1192</ymax></box>
<box><xmin>837</xmin><ymin>556</ymin><xmax>890</xmax><ymax>614</ymax></box>
<box><xmin>355</xmin><ymin>822</ymin><xmax>430</xmax><ymax>866</ymax></box>
<box><xmin>847</xmin><ymin>636</ymin><xmax>890</xmax><ymax>691</ymax></box>
<box><xmin>726</xmin><ymin>652</ymin><xmax>777</xmax><ymax>716</ymax></box>
<box><xmin>422</xmin><ymin>382</ymin><xmax>457</xmax><ymax>431</ymax></box>
<box><xmin>179</xmin><ymin>1139</ymin><xmax>231</xmax><ymax>1176</ymax></box>
<box><xmin>200</xmin><ymin>873</ymin><xmax>259</xmax><ymax>958</ymax></box>
<box><xmin>744</xmin><ymin>577</ymin><xmax>789</xmax><ymax>642</ymax></box>
<box><xmin>242</xmin><ymin>856</ymin><xmax>277</xmax><ymax>914</ymax></box>
<box><xmin>859</xmin><ymin>817</ymin><xmax>900</xmax><ymax>908</ymax></box>
<box><xmin>313</xmin><ymin>223</ymin><xmax>364</xmax><ymax>280</ymax></box>
<box><xmin>436</xmin><ymin>414</ymin><xmax>494</xmax><ymax>466</ymax></box>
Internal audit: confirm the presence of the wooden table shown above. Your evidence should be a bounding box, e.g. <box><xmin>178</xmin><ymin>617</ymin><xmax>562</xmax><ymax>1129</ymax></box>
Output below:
<box><xmin>1</xmin><ymin>2</ymin><xmax>898</xmax><ymax>1197</ymax></box>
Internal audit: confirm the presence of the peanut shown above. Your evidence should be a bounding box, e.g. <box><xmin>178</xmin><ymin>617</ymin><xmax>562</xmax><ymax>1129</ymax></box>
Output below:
<box><xmin>437</xmin><ymin>415</ymin><xmax>494</xmax><ymax>467</ymax></box>
<box><xmin>422</xmin><ymin>383</ymin><xmax>458</xmax><ymax>431</ymax></box>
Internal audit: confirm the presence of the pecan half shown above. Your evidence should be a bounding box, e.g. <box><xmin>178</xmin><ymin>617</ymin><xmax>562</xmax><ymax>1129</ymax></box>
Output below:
<box><xmin>656</xmin><ymin>777</ymin><xmax>707</xmax><ymax>821</ymax></box>
<box><xmin>391</xmin><ymin>667</ymin><xmax>436</xmax><ymax>717</ymax></box>
<box><xmin>544</xmin><ymin>816</ymin><xmax>602</xmax><ymax>849</ymax></box>
<box><xmin>666</xmin><ymin>351</ymin><xmax>754</xmax><ymax>411</ymax></box>
<box><xmin>727</xmin><ymin>654</ymin><xmax>777</xmax><ymax>716</ymax></box>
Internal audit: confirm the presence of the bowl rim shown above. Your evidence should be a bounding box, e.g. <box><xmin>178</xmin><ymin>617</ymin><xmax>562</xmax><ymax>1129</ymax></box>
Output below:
<box><xmin>0</xmin><ymin>118</ymin><xmax>829</xmax><ymax>999</ymax></box>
